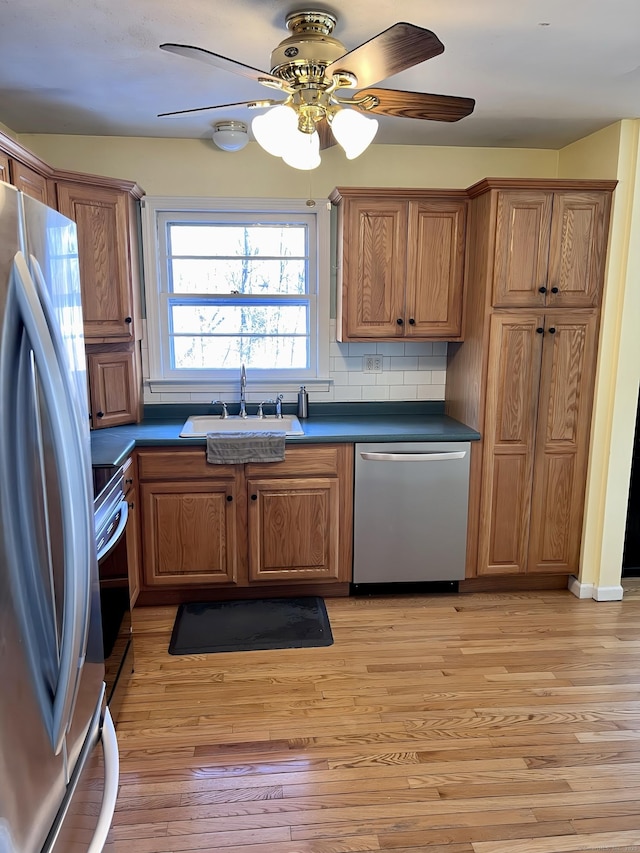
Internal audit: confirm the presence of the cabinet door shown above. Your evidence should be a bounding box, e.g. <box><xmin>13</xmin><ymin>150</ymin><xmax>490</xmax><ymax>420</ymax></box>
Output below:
<box><xmin>406</xmin><ymin>199</ymin><xmax>466</xmax><ymax>338</ymax></box>
<box><xmin>340</xmin><ymin>198</ymin><xmax>407</xmax><ymax>339</ymax></box>
<box><xmin>10</xmin><ymin>161</ymin><xmax>50</xmax><ymax>204</ymax></box>
<box><xmin>0</xmin><ymin>153</ymin><xmax>10</xmax><ymax>184</ymax></box>
<box><xmin>141</xmin><ymin>481</ymin><xmax>239</xmax><ymax>586</ymax></box>
<box><xmin>547</xmin><ymin>192</ymin><xmax>610</xmax><ymax>308</ymax></box>
<box><xmin>477</xmin><ymin>314</ymin><xmax>544</xmax><ymax>575</ymax></box>
<box><xmin>247</xmin><ymin>477</ymin><xmax>340</xmax><ymax>582</ymax></box>
<box><xmin>87</xmin><ymin>349</ymin><xmax>139</xmax><ymax>429</ymax></box>
<box><xmin>528</xmin><ymin>312</ymin><xmax>599</xmax><ymax>572</ymax></box>
<box><xmin>56</xmin><ymin>183</ymin><xmax>134</xmax><ymax>341</ymax></box>
<box><xmin>492</xmin><ymin>191</ymin><xmax>553</xmax><ymax>308</ymax></box>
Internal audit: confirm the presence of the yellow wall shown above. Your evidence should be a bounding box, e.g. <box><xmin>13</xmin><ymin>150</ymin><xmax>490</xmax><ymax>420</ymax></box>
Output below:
<box><xmin>19</xmin><ymin>134</ymin><xmax>559</xmax><ymax>196</ymax></box>
<box><xmin>560</xmin><ymin>121</ymin><xmax>640</xmax><ymax>592</ymax></box>
<box><xmin>558</xmin><ymin>123</ymin><xmax>622</xmax><ymax>179</ymax></box>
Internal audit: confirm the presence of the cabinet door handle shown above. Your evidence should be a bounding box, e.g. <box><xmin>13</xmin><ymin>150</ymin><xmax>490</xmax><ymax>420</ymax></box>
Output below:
<box><xmin>548</xmin><ymin>327</ymin><xmax>556</xmax><ymax>334</ymax></box>
<box><xmin>396</xmin><ymin>318</ymin><xmax>404</xmax><ymax>325</ymax></box>
<box><xmin>226</xmin><ymin>495</ymin><xmax>233</xmax><ymax>502</ymax></box>
<box><xmin>251</xmin><ymin>494</ymin><xmax>258</xmax><ymax>501</ymax></box>
<box><xmin>96</xmin><ymin>411</ymin><xmax>104</xmax><ymax>418</ymax></box>
<box><xmin>124</xmin><ymin>316</ymin><xmax>132</xmax><ymax>324</ymax></box>
<box><xmin>536</xmin><ymin>327</ymin><xmax>544</xmax><ymax>334</ymax></box>
<box><xmin>539</xmin><ymin>286</ymin><xmax>547</xmax><ymax>293</ymax></box>
<box><xmin>550</xmin><ymin>286</ymin><xmax>559</xmax><ymax>293</ymax></box>
<box><xmin>408</xmin><ymin>318</ymin><xmax>416</xmax><ymax>325</ymax></box>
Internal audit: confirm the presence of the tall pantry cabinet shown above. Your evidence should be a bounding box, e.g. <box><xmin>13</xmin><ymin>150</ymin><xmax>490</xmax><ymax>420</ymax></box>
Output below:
<box><xmin>446</xmin><ymin>178</ymin><xmax>616</xmax><ymax>579</ymax></box>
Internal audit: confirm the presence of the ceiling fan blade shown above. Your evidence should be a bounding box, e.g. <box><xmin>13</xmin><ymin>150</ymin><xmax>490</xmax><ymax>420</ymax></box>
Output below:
<box><xmin>157</xmin><ymin>99</ymin><xmax>281</xmax><ymax>118</ymax></box>
<box><xmin>354</xmin><ymin>88</ymin><xmax>475</xmax><ymax>122</ymax></box>
<box><xmin>159</xmin><ymin>43</ymin><xmax>283</xmax><ymax>86</ymax></box>
<box><xmin>326</xmin><ymin>23</ymin><xmax>444</xmax><ymax>89</ymax></box>
<box><xmin>316</xmin><ymin>118</ymin><xmax>336</xmax><ymax>150</ymax></box>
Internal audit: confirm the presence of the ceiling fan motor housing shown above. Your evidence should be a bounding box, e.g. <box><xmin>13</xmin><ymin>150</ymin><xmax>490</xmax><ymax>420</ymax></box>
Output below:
<box><xmin>270</xmin><ymin>10</ymin><xmax>347</xmax><ymax>88</ymax></box>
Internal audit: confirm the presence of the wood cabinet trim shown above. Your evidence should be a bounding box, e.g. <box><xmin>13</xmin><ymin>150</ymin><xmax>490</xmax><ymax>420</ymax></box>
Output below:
<box><xmin>467</xmin><ymin>177</ymin><xmax>618</xmax><ymax>198</ymax></box>
<box><xmin>0</xmin><ymin>130</ymin><xmax>54</xmax><ymax>178</ymax></box>
<box><xmin>330</xmin><ymin>186</ymin><xmax>468</xmax><ymax>204</ymax></box>
<box><xmin>53</xmin><ymin>168</ymin><xmax>144</xmax><ymax>198</ymax></box>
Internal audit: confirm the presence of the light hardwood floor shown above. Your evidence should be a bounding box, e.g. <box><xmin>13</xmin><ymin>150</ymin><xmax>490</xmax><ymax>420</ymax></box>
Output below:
<box><xmin>104</xmin><ymin>582</ymin><xmax>640</xmax><ymax>853</ymax></box>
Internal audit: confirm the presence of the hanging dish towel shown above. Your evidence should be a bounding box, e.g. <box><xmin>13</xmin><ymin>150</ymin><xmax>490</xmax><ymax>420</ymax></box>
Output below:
<box><xmin>206</xmin><ymin>431</ymin><xmax>286</xmax><ymax>464</ymax></box>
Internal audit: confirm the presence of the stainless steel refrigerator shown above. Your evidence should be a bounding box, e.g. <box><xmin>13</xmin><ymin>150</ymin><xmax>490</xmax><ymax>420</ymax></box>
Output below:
<box><xmin>0</xmin><ymin>182</ymin><xmax>118</xmax><ymax>852</ymax></box>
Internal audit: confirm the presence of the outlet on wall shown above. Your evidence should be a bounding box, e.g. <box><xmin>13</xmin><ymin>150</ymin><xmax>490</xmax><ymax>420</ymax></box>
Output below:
<box><xmin>363</xmin><ymin>354</ymin><xmax>383</xmax><ymax>373</ymax></box>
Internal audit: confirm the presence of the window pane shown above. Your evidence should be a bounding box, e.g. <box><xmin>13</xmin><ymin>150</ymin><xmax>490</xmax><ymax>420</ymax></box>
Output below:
<box><xmin>167</xmin><ymin>224</ymin><xmax>307</xmax><ymax>257</ymax></box>
<box><xmin>170</xmin><ymin>304</ymin><xmax>308</xmax><ymax>335</ymax></box>
<box><xmin>170</xmin><ymin>259</ymin><xmax>306</xmax><ymax>295</ymax></box>
<box><xmin>172</xmin><ymin>335</ymin><xmax>308</xmax><ymax>370</ymax></box>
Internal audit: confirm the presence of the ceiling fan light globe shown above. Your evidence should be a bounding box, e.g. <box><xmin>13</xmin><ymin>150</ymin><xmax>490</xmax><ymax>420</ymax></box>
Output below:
<box><xmin>251</xmin><ymin>105</ymin><xmax>297</xmax><ymax>157</ymax></box>
<box><xmin>211</xmin><ymin>120</ymin><xmax>249</xmax><ymax>152</ymax></box>
<box><xmin>281</xmin><ymin>129</ymin><xmax>321</xmax><ymax>170</ymax></box>
<box><xmin>331</xmin><ymin>108</ymin><xmax>379</xmax><ymax>159</ymax></box>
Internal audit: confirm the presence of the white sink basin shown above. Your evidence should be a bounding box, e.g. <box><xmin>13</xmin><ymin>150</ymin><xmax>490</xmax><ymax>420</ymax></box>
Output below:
<box><xmin>180</xmin><ymin>414</ymin><xmax>304</xmax><ymax>437</ymax></box>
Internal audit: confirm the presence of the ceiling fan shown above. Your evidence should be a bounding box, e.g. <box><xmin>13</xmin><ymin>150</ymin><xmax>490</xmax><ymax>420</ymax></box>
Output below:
<box><xmin>158</xmin><ymin>9</ymin><xmax>475</xmax><ymax>168</ymax></box>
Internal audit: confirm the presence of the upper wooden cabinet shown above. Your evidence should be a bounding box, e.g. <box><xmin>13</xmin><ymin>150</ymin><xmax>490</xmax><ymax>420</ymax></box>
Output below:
<box><xmin>0</xmin><ymin>152</ymin><xmax>9</xmax><ymax>184</ymax></box>
<box><xmin>330</xmin><ymin>187</ymin><xmax>467</xmax><ymax>341</ymax></box>
<box><xmin>56</xmin><ymin>179</ymin><xmax>143</xmax><ymax>343</ymax></box>
<box><xmin>11</xmin><ymin>161</ymin><xmax>51</xmax><ymax>204</ymax></box>
<box><xmin>486</xmin><ymin>184</ymin><xmax>613</xmax><ymax>309</ymax></box>
<box><xmin>86</xmin><ymin>347</ymin><xmax>142</xmax><ymax>429</ymax></box>
<box><xmin>0</xmin><ymin>133</ymin><xmax>54</xmax><ymax>204</ymax></box>
<box><xmin>0</xmin><ymin>132</ymin><xmax>145</xmax><ymax>429</ymax></box>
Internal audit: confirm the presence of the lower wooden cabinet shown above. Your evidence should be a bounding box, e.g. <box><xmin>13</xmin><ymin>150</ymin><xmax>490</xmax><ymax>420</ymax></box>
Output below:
<box><xmin>136</xmin><ymin>444</ymin><xmax>353</xmax><ymax>595</ymax></box>
<box><xmin>476</xmin><ymin>311</ymin><xmax>599</xmax><ymax>576</ymax></box>
<box><xmin>141</xmin><ymin>479</ymin><xmax>240</xmax><ymax>587</ymax></box>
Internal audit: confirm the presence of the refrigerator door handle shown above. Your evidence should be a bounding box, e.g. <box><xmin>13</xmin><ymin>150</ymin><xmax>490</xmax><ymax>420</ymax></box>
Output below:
<box><xmin>10</xmin><ymin>252</ymin><xmax>92</xmax><ymax>754</ymax></box>
<box><xmin>87</xmin><ymin>707</ymin><xmax>119</xmax><ymax>853</ymax></box>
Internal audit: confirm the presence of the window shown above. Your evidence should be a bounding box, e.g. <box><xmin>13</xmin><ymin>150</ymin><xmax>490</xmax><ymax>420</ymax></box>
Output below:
<box><xmin>142</xmin><ymin>197</ymin><xmax>330</xmax><ymax>389</ymax></box>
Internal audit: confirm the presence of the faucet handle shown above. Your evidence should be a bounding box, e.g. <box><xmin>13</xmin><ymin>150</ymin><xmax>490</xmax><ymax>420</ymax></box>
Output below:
<box><xmin>212</xmin><ymin>400</ymin><xmax>229</xmax><ymax>419</ymax></box>
<box><xmin>257</xmin><ymin>400</ymin><xmax>275</xmax><ymax>418</ymax></box>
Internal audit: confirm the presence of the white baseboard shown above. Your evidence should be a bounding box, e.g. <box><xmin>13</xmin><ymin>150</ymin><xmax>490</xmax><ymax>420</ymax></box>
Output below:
<box><xmin>567</xmin><ymin>576</ymin><xmax>594</xmax><ymax>599</ymax></box>
<box><xmin>592</xmin><ymin>585</ymin><xmax>625</xmax><ymax>601</ymax></box>
<box><xmin>568</xmin><ymin>576</ymin><xmax>624</xmax><ymax>601</ymax></box>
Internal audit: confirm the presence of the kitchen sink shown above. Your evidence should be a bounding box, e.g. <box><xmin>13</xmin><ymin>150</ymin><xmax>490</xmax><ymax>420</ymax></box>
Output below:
<box><xmin>180</xmin><ymin>414</ymin><xmax>304</xmax><ymax>437</ymax></box>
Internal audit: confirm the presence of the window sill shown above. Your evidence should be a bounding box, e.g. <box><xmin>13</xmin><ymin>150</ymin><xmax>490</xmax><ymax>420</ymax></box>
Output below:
<box><xmin>145</xmin><ymin>378</ymin><xmax>332</xmax><ymax>396</ymax></box>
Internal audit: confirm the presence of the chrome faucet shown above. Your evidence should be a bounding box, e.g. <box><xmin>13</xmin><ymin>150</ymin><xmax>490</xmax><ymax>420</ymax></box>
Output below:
<box><xmin>239</xmin><ymin>363</ymin><xmax>247</xmax><ymax>418</ymax></box>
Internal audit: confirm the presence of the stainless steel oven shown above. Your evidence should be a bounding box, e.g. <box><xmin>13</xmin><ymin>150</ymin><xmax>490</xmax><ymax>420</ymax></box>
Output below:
<box><xmin>93</xmin><ymin>464</ymin><xmax>134</xmax><ymax>724</ymax></box>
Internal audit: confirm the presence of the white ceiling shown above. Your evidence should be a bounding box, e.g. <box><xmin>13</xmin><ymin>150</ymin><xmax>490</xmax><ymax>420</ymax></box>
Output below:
<box><xmin>1</xmin><ymin>0</ymin><xmax>639</xmax><ymax>149</ymax></box>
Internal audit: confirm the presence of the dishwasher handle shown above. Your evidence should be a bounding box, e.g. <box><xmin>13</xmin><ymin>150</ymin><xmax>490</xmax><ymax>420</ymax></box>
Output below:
<box><xmin>360</xmin><ymin>450</ymin><xmax>467</xmax><ymax>462</ymax></box>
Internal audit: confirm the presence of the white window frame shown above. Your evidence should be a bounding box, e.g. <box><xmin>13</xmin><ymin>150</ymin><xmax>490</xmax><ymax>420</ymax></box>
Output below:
<box><xmin>141</xmin><ymin>196</ymin><xmax>331</xmax><ymax>393</ymax></box>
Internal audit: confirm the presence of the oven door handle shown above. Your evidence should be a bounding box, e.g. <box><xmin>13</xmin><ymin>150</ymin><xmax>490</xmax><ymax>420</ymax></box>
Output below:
<box><xmin>96</xmin><ymin>499</ymin><xmax>129</xmax><ymax>563</ymax></box>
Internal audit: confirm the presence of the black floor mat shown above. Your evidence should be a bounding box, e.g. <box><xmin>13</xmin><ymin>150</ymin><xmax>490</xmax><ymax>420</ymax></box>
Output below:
<box><xmin>168</xmin><ymin>596</ymin><xmax>333</xmax><ymax>655</ymax></box>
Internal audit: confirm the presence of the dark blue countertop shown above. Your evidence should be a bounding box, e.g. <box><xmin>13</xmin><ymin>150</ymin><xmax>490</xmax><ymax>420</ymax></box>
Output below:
<box><xmin>90</xmin><ymin>402</ymin><xmax>480</xmax><ymax>468</ymax></box>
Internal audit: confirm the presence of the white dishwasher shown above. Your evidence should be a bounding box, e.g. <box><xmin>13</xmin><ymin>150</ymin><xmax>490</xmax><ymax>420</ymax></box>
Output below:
<box><xmin>353</xmin><ymin>442</ymin><xmax>471</xmax><ymax>586</ymax></box>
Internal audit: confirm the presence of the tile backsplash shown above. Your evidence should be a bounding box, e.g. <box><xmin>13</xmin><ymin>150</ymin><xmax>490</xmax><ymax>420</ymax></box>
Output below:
<box><xmin>142</xmin><ymin>320</ymin><xmax>447</xmax><ymax>405</ymax></box>
<box><xmin>327</xmin><ymin>321</ymin><xmax>447</xmax><ymax>402</ymax></box>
